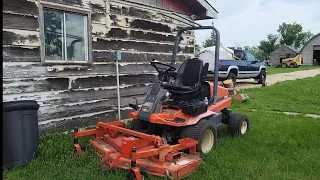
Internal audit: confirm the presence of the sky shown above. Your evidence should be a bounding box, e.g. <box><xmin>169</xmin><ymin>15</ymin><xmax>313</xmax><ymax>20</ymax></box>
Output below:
<box><xmin>195</xmin><ymin>0</ymin><xmax>320</xmax><ymax>48</ymax></box>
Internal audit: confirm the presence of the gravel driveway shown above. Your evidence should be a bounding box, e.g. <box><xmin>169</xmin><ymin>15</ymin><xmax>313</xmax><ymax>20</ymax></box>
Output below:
<box><xmin>236</xmin><ymin>68</ymin><xmax>320</xmax><ymax>90</ymax></box>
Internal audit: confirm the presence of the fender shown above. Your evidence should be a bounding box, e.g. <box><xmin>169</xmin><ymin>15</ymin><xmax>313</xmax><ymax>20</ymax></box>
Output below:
<box><xmin>227</xmin><ymin>66</ymin><xmax>239</xmax><ymax>77</ymax></box>
<box><xmin>259</xmin><ymin>65</ymin><xmax>266</xmax><ymax>73</ymax></box>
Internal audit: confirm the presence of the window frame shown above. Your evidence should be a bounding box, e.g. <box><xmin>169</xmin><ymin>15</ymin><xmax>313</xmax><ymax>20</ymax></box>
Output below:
<box><xmin>39</xmin><ymin>1</ymin><xmax>92</xmax><ymax>65</ymax></box>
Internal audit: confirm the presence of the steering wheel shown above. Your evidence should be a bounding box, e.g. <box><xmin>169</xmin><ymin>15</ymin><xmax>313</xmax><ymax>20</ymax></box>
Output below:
<box><xmin>150</xmin><ymin>61</ymin><xmax>176</xmax><ymax>75</ymax></box>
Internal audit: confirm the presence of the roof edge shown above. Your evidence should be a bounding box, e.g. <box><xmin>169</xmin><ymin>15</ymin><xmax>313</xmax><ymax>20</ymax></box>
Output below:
<box><xmin>300</xmin><ymin>33</ymin><xmax>320</xmax><ymax>53</ymax></box>
<box><xmin>197</xmin><ymin>0</ymin><xmax>218</xmax><ymax>19</ymax></box>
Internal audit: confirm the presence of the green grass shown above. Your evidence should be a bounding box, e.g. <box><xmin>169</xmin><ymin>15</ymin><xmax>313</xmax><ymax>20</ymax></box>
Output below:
<box><xmin>267</xmin><ymin>65</ymin><xmax>319</xmax><ymax>75</ymax></box>
<box><xmin>232</xmin><ymin>75</ymin><xmax>320</xmax><ymax>115</ymax></box>
<box><xmin>4</xmin><ymin>76</ymin><xmax>320</xmax><ymax>180</ymax></box>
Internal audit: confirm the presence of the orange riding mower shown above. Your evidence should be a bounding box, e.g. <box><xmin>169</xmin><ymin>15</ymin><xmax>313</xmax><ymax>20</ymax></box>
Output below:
<box><xmin>73</xmin><ymin>26</ymin><xmax>250</xmax><ymax>180</ymax></box>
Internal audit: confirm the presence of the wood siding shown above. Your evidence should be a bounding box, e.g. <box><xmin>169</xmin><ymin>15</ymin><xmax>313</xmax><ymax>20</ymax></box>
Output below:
<box><xmin>270</xmin><ymin>45</ymin><xmax>297</xmax><ymax>66</ymax></box>
<box><xmin>3</xmin><ymin>0</ymin><xmax>195</xmax><ymax>134</ymax></box>
<box><xmin>301</xmin><ymin>34</ymin><xmax>320</xmax><ymax>65</ymax></box>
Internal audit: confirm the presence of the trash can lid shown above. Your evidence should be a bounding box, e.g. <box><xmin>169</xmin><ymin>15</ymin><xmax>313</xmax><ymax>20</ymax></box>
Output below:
<box><xmin>3</xmin><ymin>100</ymin><xmax>40</xmax><ymax>112</ymax></box>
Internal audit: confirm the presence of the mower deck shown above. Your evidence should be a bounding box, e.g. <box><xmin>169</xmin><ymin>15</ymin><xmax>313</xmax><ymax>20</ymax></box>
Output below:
<box><xmin>73</xmin><ymin>121</ymin><xmax>202</xmax><ymax>179</ymax></box>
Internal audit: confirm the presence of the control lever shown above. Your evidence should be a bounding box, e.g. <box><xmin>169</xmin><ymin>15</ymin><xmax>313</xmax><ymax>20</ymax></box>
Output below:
<box><xmin>128</xmin><ymin>97</ymin><xmax>139</xmax><ymax>110</ymax></box>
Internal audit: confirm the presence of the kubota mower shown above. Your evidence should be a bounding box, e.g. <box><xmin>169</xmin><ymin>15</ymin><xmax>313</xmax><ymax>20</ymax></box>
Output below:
<box><xmin>73</xmin><ymin>26</ymin><xmax>250</xmax><ymax>180</ymax></box>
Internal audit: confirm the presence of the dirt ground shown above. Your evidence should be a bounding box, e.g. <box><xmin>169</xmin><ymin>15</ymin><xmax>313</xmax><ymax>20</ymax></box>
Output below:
<box><xmin>236</xmin><ymin>68</ymin><xmax>320</xmax><ymax>90</ymax></box>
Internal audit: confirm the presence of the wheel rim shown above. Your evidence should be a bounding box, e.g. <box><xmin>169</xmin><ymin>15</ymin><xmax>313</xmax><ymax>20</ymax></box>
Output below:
<box><xmin>282</xmin><ymin>64</ymin><xmax>286</xmax><ymax>67</ymax></box>
<box><xmin>201</xmin><ymin>129</ymin><xmax>214</xmax><ymax>154</ymax></box>
<box><xmin>240</xmin><ymin>121</ymin><xmax>248</xmax><ymax>134</ymax></box>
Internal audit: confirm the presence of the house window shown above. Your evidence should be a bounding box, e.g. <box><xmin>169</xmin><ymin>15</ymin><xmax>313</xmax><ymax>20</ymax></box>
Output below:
<box><xmin>39</xmin><ymin>2</ymin><xmax>91</xmax><ymax>64</ymax></box>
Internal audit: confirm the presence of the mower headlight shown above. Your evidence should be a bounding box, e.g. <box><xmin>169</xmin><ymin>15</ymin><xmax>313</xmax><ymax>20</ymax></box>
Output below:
<box><xmin>141</xmin><ymin>106</ymin><xmax>150</xmax><ymax>112</ymax></box>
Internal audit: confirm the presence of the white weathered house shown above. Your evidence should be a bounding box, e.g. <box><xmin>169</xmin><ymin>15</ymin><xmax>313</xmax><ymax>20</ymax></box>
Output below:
<box><xmin>3</xmin><ymin>0</ymin><xmax>218</xmax><ymax>134</ymax></box>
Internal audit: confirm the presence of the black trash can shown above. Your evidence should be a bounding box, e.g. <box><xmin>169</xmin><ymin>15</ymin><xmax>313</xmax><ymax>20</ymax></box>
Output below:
<box><xmin>3</xmin><ymin>100</ymin><xmax>40</xmax><ymax>169</ymax></box>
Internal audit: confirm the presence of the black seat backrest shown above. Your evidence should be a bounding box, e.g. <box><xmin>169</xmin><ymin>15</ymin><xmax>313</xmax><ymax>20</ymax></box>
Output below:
<box><xmin>175</xmin><ymin>59</ymin><xmax>203</xmax><ymax>87</ymax></box>
<box><xmin>201</xmin><ymin>63</ymin><xmax>209</xmax><ymax>82</ymax></box>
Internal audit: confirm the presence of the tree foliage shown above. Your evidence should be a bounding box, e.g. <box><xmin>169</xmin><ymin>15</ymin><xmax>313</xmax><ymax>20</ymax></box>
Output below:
<box><xmin>202</xmin><ymin>22</ymin><xmax>216</xmax><ymax>48</ymax></box>
<box><xmin>277</xmin><ymin>22</ymin><xmax>313</xmax><ymax>49</ymax></box>
<box><xmin>195</xmin><ymin>44</ymin><xmax>201</xmax><ymax>52</ymax></box>
<box><xmin>257</xmin><ymin>33</ymin><xmax>280</xmax><ymax>60</ymax></box>
<box><xmin>244</xmin><ymin>46</ymin><xmax>266</xmax><ymax>61</ymax></box>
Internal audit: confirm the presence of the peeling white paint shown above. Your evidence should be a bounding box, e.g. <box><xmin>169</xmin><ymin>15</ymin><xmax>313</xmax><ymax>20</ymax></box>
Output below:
<box><xmin>81</xmin><ymin>0</ymin><xmax>91</xmax><ymax>8</ymax></box>
<box><xmin>91</xmin><ymin>0</ymin><xmax>105</xmax><ymax>7</ymax></box>
<box><xmin>111</xmin><ymin>0</ymin><xmax>191</xmax><ymax>26</ymax></box>
<box><xmin>3</xmin><ymin>11</ymin><xmax>38</xmax><ymax>18</ymax></box>
<box><xmin>92</xmin><ymin>23</ymin><xmax>110</xmax><ymax>34</ymax></box>
<box><xmin>3</xmin><ymin>28</ymin><xmax>40</xmax><ymax>46</ymax></box>
<box><xmin>3</xmin><ymin>62</ymin><xmax>39</xmax><ymax>67</ymax></box>
<box><xmin>64</xmin><ymin>98</ymin><xmax>109</xmax><ymax>107</ymax></box>
<box><xmin>95</xmin><ymin>37</ymin><xmax>194</xmax><ymax>47</ymax></box>
<box><xmin>92</xmin><ymin>49</ymin><xmax>194</xmax><ymax>56</ymax></box>
<box><xmin>38</xmin><ymin>106</ymin><xmax>133</xmax><ymax>126</ymax></box>
<box><xmin>46</xmin><ymin>65</ymin><xmax>89</xmax><ymax>72</ymax></box>
<box><xmin>3</xmin><ymin>44</ymin><xmax>40</xmax><ymax>49</ymax></box>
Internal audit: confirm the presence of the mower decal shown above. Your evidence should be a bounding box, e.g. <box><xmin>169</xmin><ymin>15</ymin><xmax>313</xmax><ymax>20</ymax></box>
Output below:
<box><xmin>177</xmin><ymin>160</ymin><xmax>190</xmax><ymax>166</ymax></box>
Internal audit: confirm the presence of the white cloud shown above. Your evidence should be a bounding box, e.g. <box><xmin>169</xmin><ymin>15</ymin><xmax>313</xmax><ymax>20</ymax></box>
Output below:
<box><xmin>195</xmin><ymin>0</ymin><xmax>320</xmax><ymax>47</ymax></box>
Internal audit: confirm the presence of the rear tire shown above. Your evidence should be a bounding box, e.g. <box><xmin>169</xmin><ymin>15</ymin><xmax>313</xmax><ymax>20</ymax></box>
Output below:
<box><xmin>131</xmin><ymin>119</ymin><xmax>148</xmax><ymax>132</ymax></box>
<box><xmin>226</xmin><ymin>72</ymin><xmax>237</xmax><ymax>87</ymax></box>
<box><xmin>228</xmin><ymin>113</ymin><xmax>250</xmax><ymax>136</ymax></box>
<box><xmin>180</xmin><ymin>119</ymin><xmax>217</xmax><ymax>154</ymax></box>
<box><xmin>221</xmin><ymin>108</ymin><xmax>232</xmax><ymax>124</ymax></box>
<box><xmin>281</xmin><ymin>63</ymin><xmax>287</xmax><ymax>68</ymax></box>
<box><xmin>257</xmin><ymin>69</ymin><xmax>266</xmax><ymax>84</ymax></box>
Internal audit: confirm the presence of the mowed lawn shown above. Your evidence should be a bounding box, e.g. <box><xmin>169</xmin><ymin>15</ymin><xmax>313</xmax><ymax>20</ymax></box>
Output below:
<box><xmin>4</xmin><ymin>76</ymin><xmax>320</xmax><ymax>180</ymax></box>
<box><xmin>267</xmin><ymin>65</ymin><xmax>319</xmax><ymax>75</ymax></box>
<box><xmin>233</xmin><ymin>75</ymin><xmax>320</xmax><ymax>115</ymax></box>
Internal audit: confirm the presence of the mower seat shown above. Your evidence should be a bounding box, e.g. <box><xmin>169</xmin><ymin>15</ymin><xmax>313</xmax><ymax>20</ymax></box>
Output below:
<box><xmin>200</xmin><ymin>63</ymin><xmax>209</xmax><ymax>82</ymax></box>
<box><xmin>163</xmin><ymin>58</ymin><xmax>203</xmax><ymax>98</ymax></box>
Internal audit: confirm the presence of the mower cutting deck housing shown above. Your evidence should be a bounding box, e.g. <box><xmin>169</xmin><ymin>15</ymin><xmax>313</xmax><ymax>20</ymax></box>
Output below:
<box><xmin>73</xmin><ymin>26</ymin><xmax>250</xmax><ymax>180</ymax></box>
<box><xmin>74</xmin><ymin>121</ymin><xmax>201</xmax><ymax>179</ymax></box>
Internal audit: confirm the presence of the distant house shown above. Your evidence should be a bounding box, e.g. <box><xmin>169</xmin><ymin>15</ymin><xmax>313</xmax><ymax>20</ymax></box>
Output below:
<box><xmin>3</xmin><ymin>0</ymin><xmax>218</xmax><ymax>134</ymax></box>
<box><xmin>270</xmin><ymin>44</ymin><xmax>299</xmax><ymax>66</ymax></box>
<box><xmin>300</xmin><ymin>33</ymin><xmax>320</xmax><ymax>65</ymax></box>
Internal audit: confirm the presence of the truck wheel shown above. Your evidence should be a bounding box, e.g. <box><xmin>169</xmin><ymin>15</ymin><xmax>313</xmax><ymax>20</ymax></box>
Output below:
<box><xmin>228</xmin><ymin>113</ymin><xmax>250</xmax><ymax>136</ymax></box>
<box><xmin>180</xmin><ymin>119</ymin><xmax>217</xmax><ymax>154</ymax></box>
<box><xmin>281</xmin><ymin>63</ymin><xmax>287</xmax><ymax>68</ymax></box>
<box><xmin>227</xmin><ymin>72</ymin><xmax>237</xmax><ymax>87</ymax></box>
<box><xmin>257</xmin><ymin>69</ymin><xmax>266</xmax><ymax>84</ymax></box>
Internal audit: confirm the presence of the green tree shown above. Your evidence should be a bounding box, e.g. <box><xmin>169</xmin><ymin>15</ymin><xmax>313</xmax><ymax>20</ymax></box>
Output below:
<box><xmin>277</xmin><ymin>22</ymin><xmax>313</xmax><ymax>49</ymax></box>
<box><xmin>243</xmin><ymin>46</ymin><xmax>266</xmax><ymax>61</ymax></box>
<box><xmin>202</xmin><ymin>22</ymin><xmax>216</xmax><ymax>48</ymax></box>
<box><xmin>257</xmin><ymin>33</ymin><xmax>280</xmax><ymax>60</ymax></box>
<box><xmin>195</xmin><ymin>44</ymin><xmax>201</xmax><ymax>52</ymax></box>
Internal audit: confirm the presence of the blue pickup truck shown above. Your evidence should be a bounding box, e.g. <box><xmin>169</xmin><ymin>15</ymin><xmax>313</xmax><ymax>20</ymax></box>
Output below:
<box><xmin>217</xmin><ymin>49</ymin><xmax>267</xmax><ymax>87</ymax></box>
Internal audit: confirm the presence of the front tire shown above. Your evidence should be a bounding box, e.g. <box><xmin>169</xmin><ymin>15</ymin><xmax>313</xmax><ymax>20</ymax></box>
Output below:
<box><xmin>257</xmin><ymin>69</ymin><xmax>266</xmax><ymax>84</ymax></box>
<box><xmin>226</xmin><ymin>72</ymin><xmax>237</xmax><ymax>87</ymax></box>
<box><xmin>228</xmin><ymin>113</ymin><xmax>250</xmax><ymax>136</ymax></box>
<box><xmin>180</xmin><ymin>119</ymin><xmax>217</xmax><ymax>154</ymax></box>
